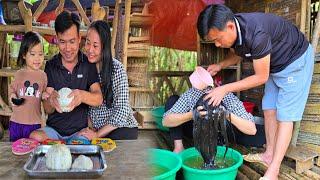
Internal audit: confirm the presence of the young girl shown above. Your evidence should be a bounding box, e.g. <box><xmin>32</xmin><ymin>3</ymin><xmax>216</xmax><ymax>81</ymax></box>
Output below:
<box><xmin>9</xmin><ymin>31</ymin><xmax>48</xmax><ymax>142</ymax></box>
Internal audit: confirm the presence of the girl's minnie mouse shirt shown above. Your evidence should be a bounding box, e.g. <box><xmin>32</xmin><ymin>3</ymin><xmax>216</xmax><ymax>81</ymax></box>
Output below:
<box><xmin>9</xmin><ymin>69</ymin><xmax>47</xmax><ymax>125</ymax></box>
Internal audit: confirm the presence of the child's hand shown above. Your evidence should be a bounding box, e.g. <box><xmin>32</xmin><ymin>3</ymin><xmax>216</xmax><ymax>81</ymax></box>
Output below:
<box><xmin>9</xmin><ymin>94</ymin><xmax>17</xmax><ymax>107</ymax></box>
<box><xmin>42</xmin><ymin>92</ymin><xmax>50</xmax><ymax>100</ymax></box>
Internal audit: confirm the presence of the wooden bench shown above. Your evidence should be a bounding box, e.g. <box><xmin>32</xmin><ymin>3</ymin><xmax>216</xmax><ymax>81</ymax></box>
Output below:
<box><xmin>286</xmin><ymin>145</ymin><xmax>319</xmax><ymax>174</ymax></box>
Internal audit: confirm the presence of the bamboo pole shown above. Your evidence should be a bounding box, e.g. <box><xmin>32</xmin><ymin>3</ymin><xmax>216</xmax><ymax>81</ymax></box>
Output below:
<box><xmin>239</xmin><ymin>164</ymin><xmax>262</xmax><ymax>179</ymax></box>
<box><xmin>18</xmin><ymin>0</ymin><xmax>32</xmax><ymax>32</ymax></box>
<box><xmin>307</xmin><ymin>0</ymin><xmax>311</xmax><ymax>41</ymax></box>
<box><xmin>103</xmin><ymin>6</ymin><xmax>109</xmax><ymax>23</ymax></box>
<box><xmin>122</xmin><ymin>0</ymin><xmax>132</xmax><ymax>69</ymax></box>
<box><xmin>311</xmin><ymin>0</ymin><xmax>320</xmax><ymax>51</ymax></box>
<box><xmin>55</xmin><ymin>0</ymin><xmax>65</xmax><ymax>15</ymax></box>
<box><xmin>0</xmin><ymin>25</ymin><xmax>87</xmax><ymax>36</ymax></box>
<box><xmin>71</xmin><ymin>0</ymin><xmax>90</xmax><ymax>26</ymax></box>
<box><xmin>111</xmin><ymin>0</ymin><xmax>121</xmax><ymax>57</ymax></box>
<box><xmin>91</xmin><ymin>0</ymin><xmax>106</xmax><ymax>22</ymax></box>
<box><xmin>33</xmin><ymin>0</ymin><xmax>49</xmax><ymax>22</ymax></box>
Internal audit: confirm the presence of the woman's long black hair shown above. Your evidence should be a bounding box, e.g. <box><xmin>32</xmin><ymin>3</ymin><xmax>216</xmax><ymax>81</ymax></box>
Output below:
<box><xmin>89</xmin><ymin>20</ymin><xmax>113</xmax><ymax>107</ymax></box>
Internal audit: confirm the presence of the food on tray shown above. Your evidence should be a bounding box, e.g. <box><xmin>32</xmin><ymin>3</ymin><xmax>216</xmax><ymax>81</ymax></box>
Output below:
<box><xmin>12</xmin><ymin>138</ymin><xmax>39</xmax><ymax>155</ymax></box>
<box><xmin>42</xmin><ymin>139</ymin><xmax>65</xmax><ymax>145</ymax></box>
<box><xmin>57</xmin><ymin>87</ymin><xmax>74</xmax><ymax>112</ymax></box>
<box><xmin>24</xmin><ymin>145</ymin><xmax>107</xmax><ymax>178</ymax></box>
<box><xmin>71</xmin><ymin>155</ymin><xmax>94</xmax><ymax>170</ymax></box>
<box><xmin>91</xmin><ymin>138</ymin><xmax>116</xmax><ymax>152</ymax></box>
<box><xmin>66</xmin><ymin>138</ymin><xmax>91</xmax><ymax>145</ymax></box>
<box><xmin>45</xmin><ymin>144</ymin><xmax>72</xmax><ymax>170</ymax></box>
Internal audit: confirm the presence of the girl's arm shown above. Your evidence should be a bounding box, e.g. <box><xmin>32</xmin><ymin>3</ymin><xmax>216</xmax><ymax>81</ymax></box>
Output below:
<box><xmin>8</xmin><ymin>73</ymin><xmax>18</xmax><ymax>107</ymax></box>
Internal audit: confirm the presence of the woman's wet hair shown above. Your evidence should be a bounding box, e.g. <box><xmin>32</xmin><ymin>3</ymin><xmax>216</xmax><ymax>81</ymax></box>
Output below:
<box><xmin>17</xmin><ymin>31</ymin><xmax>43</xmax><ymax>67</ymax></box>
<box><xmin>89</xmin><ymin>20</ymin><xmax>113</xmax><ymax>107</ymax></box>
<box><xmin>197</xmin><ymin>4</ymin><xmax>235</xmax><ymax>40</ymax></box>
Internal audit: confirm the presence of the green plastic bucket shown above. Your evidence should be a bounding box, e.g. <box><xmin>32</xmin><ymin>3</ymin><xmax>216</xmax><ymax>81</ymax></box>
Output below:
<box><xmin>148</xmin><ymin>148</ymin><xmax>182</xmax><ymax>180</ymax></box>
<box><xmin>151</xmin><ymin>106</ymin><xmax>169</xmax><ymax>132</ymax></box>
<box><xmin>180</xmin><ymin>146</ymin><xmax>243</xmax><ymax>180</ymax></box>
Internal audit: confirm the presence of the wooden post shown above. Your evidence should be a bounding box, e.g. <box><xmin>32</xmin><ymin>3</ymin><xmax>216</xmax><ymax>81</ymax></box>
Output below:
<box><xmin>292</xmin><ymin>0</ymin><xmax>316</xmax><ymax>147</ymax></box>
<box><xmin>18</xmin><ymin>0</ymin><xmax>32</xmax><ymax>32</ymax></box>
<box><xmin>300</xmin><ymin>0</ymin><xmax>307</xmax><ymax>36</ymax></box>
<box><xmin>112</xmin><ymin>0</ymin><xmax>121</xmax><ymax>58</ymax></box>
<box><xmin>104</xmin><ymin>6</ymin><xmax>109</xmax><ymax>23</ymax></box>
<box><xmin>71</xmin><ymin>0</ymin><xmax>90</xmax><ymax>26</ymax></box>
<box><xmin>311</xmin><ymin>0</ymin><xmax>320</xmax><ymax>51</ymax></box>
<box><xmin>122</xmin><ymin>0</ymin><xmax>132</xmax><ymax>70</ymax></box>
<box><xmin>142</xmin><ymin>3</ymin><xmax>150</xmax><ymax>15</ymax></box>
<box><xmin>55</xmin><ymin>0</ymin><xmax>65</xmax><ymax>15</ymax></box>
<box><xmin>91</xmin><ymin>0</ymin><xmax>106</xmax><ymax>22</ymax></box>
<box><xmin>33</xmin><ymin>0</ymin><xmax>49</xmax><ymax>22</ymax></box>
<box><xmin>196</xmin><ymin>34</ymin><xmax>201</xmax><ymax>65</ymax></box>
<box><xmin>307</xmin><ymin>0</ymin><xmax>311</xmax><ymax>41</ymax></box>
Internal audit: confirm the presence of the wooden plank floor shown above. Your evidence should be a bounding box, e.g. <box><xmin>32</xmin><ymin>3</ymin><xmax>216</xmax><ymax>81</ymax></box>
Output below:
<box><xmin>3</xmin><ymin>129</ymin><xmax>319</xmax><ymax>179</ymax></box>
<box><xmin>154</xmin><ymin>130</ymin><xmax>320</xmax><ymax>180</ymax></box>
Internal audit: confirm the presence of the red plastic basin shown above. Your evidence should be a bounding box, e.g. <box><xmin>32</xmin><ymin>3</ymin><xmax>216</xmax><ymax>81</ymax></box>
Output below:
<box><xmin>243</xmin><ymin>101</ymin><xmax>255</xmax><ymax>113</ymax></box>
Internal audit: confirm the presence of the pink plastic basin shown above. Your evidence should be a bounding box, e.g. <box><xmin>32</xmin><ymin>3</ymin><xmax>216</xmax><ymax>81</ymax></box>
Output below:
<box><xmin>189</xmin><ymin>66</ymin><xmax>214</xmax><ymax>90</ymax></box>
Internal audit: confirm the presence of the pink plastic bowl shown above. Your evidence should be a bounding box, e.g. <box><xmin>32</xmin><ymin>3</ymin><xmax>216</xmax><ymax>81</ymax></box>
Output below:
<box><xmin>189</xmin><ymin>66</ymin><xmax>214</xmax><ymax>90</ymax></box>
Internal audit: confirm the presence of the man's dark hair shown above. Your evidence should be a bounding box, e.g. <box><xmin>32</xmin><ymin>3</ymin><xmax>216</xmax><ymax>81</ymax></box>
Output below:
<box><xmin>197</xmin><ymin>4</ymin><xmax>235</xmax><ymax>40</ymax></box>
<box><xmin>55</xmin><ymin>10</ymin><xmax>80</xmax><ymax>34</ymax></box>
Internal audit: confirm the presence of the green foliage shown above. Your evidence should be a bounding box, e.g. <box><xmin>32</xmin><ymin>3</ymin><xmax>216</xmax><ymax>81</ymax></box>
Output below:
<box><xmin>149</xmin><ymin>46</ymin><xmax>197</xmax><ymax>105</ymax></box>
<box><xmin>149</xmin><ymin>46</ymin><xmax>197</xmax><ymax>71</ymax></box>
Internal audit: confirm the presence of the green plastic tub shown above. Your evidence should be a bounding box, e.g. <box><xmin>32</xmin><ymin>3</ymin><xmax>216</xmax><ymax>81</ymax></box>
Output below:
<box><xmin>148</xmin><ymin>148</ymin><xmax>182</xmax><ymax>180</ymax></box>
<box><xmin>151</xmin><ymin>106</ymin><xmax>169</xmax><ymax>132</ymax></box>
<box><xmin>180</xmin><ymin>146</ymin><xmax>243</xmax><ymax>180</ymax></box>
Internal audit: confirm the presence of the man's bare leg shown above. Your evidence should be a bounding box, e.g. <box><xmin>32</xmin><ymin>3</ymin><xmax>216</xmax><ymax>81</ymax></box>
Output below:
<box><xmin>261</xmin><ymin>110</ymin><xmax>278</xmax><ymax>165</ymax></box>
<box><xmin>264</xmin><ymin>121</ymin><xmax>293</xmax><ymax>180</ymax></box>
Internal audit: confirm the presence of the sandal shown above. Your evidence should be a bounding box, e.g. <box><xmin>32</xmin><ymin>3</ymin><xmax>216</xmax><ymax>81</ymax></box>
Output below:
<box><xmin>243</xmin><ymin>153</ymin><xmax>269</xmax><ymax>167</ymax></box>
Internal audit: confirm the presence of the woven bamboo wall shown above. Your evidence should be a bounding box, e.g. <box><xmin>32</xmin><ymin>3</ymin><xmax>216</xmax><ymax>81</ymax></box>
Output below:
<box><xmin>126</xmin><ymin>9</ymin><xmax>153</xmax><ymax>110</ymax></box>
<box><xmin>298</xmin><ymin>63</ymin><xmax>320</xmax><ymax>157</ymax></box>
